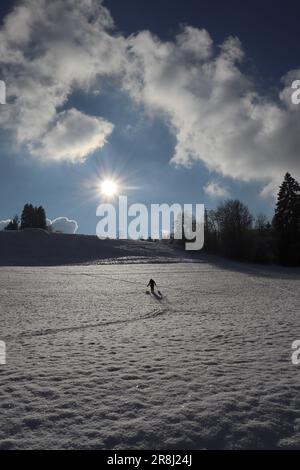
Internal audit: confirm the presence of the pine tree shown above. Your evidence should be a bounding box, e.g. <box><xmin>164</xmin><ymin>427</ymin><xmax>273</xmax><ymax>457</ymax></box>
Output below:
<box><xmin>20</xmin><ymin>204</ymin><xmax>35</xmax><ymax>229</ymax></box>
<box><xmin>273</xmin><ymin>173</ymin><xmax>300</xmax><ymax>264</ymax></box>
<box><xmin>35</xmin><ymin>206</ymin><xmax>47</xmax><ymax>230</ymax></box>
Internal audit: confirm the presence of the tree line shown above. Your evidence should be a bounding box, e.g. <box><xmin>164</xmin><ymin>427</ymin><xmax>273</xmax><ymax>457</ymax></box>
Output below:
<box><xmin>174</xmin><ymin>172</ymin><xmax>300</xmax><ymax>266</ymax></box>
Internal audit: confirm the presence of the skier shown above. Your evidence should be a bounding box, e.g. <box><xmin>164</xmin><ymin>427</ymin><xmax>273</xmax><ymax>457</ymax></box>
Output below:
<box><xmin>147</xmin><ymin>278</ymin><xmax>157</xmax><ymax>294</ymax></box>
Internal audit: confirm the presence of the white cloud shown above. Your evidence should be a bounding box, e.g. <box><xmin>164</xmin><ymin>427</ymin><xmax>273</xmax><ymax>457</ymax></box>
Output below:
<box><xmin>259</xmin><ymin>177</ymin><xmax>282</xmax><ymax>199</ymax></box>
<box><xmin>30</xmin><ymin>108</ymin><xmax>114</xmax><ymax>162</ymax></box>
<box><xmin>0</xmin><ymin>0</ymin><xmax>123</xmax><ymax>162</ymax></box>
<box><xmin>176</xmin><ymin>26</ymin><xmax>213</xmax><ymax>60</ymax></box>
<box><xmin>203</xmin><ymin>181</ymin><xmax>230</xmax><ymax>198</ymax></box>
<box><xmin>47</xmin><ymin>217</ymin><xmax>78</xmax><ymax>234</ymax></box>
<box><xmin>0</xmin><ymin>220</ymin><xmax>11</xmax><ymax>231</ymax></box>
<box><xmin>124</xmin><ymin>29</ymin><xmax>300</xmax><ymax>188</ymax></box>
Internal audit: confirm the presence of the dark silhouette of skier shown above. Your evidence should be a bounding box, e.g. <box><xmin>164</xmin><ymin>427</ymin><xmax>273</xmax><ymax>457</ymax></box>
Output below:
<box><xmin>147</xmin><ymin>279</ymin><xmax>156</xmax><ymax>294</ymax></box>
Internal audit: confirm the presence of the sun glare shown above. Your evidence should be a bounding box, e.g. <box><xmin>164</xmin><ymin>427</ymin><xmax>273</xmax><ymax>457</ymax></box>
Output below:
<box><xmin>100</xmin><ymin>179</ymin><xmax>119</xmax><ymax>197</ymax></box>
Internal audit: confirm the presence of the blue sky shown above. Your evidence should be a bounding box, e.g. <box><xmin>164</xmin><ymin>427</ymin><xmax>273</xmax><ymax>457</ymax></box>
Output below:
<box><xmin>0</xmin><ymin>0</ymin><xmax>300</xmax><ymax>234</ymax></box>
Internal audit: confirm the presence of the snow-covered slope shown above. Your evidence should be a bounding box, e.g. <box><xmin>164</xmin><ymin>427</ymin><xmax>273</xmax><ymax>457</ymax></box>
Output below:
<box><xmin>1</xmin><ymin>260</ymin><xmax>300</xmax><ymax>449</ymax></box>
<box><xmin>0</xmin><ymin>230</ymin><xmax>187</xmax><ymax>266</ymax></box>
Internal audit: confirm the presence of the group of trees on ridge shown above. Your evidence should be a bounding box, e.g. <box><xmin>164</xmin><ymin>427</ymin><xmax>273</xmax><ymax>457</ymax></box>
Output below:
<box><xmin>4</xmin><ymin>204</ymin><xmax>47</xmax><ymax>231</ymax></box>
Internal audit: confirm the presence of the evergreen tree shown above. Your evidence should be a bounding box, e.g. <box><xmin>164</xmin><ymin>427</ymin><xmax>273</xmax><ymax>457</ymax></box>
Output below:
<box><xmin>273</xmin><ymin>173</ymin><xmax>300</xmax><ymax>265</ymax></box>
<box><xmin>35</xmin><ymin>206</ymin><xmax>47</xmax><ymax>230</ymax></box>
<box><xmin>5</xmin><ymin>215</ymin><xmax>19</xmax><ymax>231</ymax></box>
<box><xmin>21</xmin><ymin>204</ymin><xmax>35</xmax><ymax>229</ymax></box>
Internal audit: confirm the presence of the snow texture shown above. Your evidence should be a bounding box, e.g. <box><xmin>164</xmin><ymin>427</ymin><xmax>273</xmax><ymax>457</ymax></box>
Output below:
<box><xmin>0</xmin><ymin>259</ymin><xmax>300</xmax><ymax>449</ymax></box>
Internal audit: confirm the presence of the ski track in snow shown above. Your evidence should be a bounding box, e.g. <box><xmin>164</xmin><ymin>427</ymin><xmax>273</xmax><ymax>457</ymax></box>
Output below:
<box><xmin>0</xmin><ymin>261</ymin><xmax>300</xmax><ymax>449</ymax></box>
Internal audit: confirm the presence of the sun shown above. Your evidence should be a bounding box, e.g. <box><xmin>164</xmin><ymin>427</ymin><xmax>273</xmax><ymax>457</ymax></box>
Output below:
<box><xmin>100</xmin><ymin>179</ymin><xmax>119</xmax><ymax>198</ymax></box>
